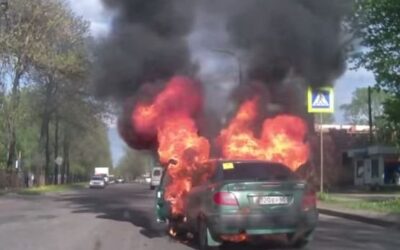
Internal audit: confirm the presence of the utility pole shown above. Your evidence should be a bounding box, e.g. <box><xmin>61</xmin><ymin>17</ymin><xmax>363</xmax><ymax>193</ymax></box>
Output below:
<box><xmin>320</xmin><ymin>114</ymin><xmax>324</xmax><ymax>193</ymax></box>
<box><xmin>368</xmin><ymin>86</ymin><xmax>373</xmax><ymax>144</ymax></box>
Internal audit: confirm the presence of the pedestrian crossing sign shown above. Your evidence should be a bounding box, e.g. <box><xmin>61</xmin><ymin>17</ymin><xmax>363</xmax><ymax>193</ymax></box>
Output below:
<box><xmin>307</xmin><ymin>87</ymin><xmax>334</xmax><ymax>113</ymax></box>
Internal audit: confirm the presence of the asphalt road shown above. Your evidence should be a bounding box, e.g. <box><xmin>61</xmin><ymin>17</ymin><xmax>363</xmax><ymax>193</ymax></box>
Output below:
<box><xmin>0</xmin><ymin>183</ymin><xmax>398</xmax><ymax>250</ymax></box>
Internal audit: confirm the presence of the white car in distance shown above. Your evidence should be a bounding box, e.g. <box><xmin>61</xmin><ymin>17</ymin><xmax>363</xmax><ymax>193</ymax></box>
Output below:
<box><xmin>89</xmin><ymin>176</ymin><xmax>106</xmax><ymax>189</ymax></box>
<box><xmin>150</xmin><ymin>167</ymin><xmax>163</xmax><ymax>190</ymax></box>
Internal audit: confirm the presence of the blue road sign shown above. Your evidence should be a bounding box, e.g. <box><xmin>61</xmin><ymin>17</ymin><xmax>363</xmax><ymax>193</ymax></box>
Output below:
<box><xmin>307</xmin><ymin>87</ymin><xmax>334</xmax><ymax>113</ymax></box>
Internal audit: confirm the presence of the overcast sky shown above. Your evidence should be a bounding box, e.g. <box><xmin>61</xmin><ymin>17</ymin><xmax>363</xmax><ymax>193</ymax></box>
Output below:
<box><xmin>67</xmin><ymin>0</ymin><xmax>375</xmax><ymax>164</ymax></box>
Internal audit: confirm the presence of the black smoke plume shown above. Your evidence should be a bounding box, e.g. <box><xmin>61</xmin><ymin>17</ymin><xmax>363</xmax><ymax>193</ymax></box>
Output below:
<box><xmin>94</xmin><ymin>0</ymin><xmax>197</xmax><ymax>149</ymax></box>
<box><xmin>199</xmin><ymin>0</ymin><xmax>351</xmax><ymax>117</ymax></box>
<box><xmin>95</xmin><ymin>0</ymin><xmax>351</xmax><ymax>149</ymax></box>
<box><xmin>94</xmin><ymin>0</ymin><xmax>196</xmax><ymax>100</ymax></box>
<box><xmin>206</xmin><ymin>0</ymin><xmax>350</xmax><ymax>85</ymax></box>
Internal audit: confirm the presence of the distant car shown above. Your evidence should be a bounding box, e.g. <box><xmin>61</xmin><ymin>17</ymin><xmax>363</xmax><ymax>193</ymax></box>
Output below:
<box><xmin>89</xmin><ymin>176</ymin><xmax>106</xmax><ymax>189</ymax></box>
<box><xmin>116</xmin><ymin>177</ymin><xmax>125</xmax><ymax>183</ymax></box>
<box><xmin>136</xmin><ymin>177</ymin><xmax>147</xmax><ymax>184</ymax></box>
<box><xmin>150</xmin><ymin>167</ymin><xmax>163</xmax><ymax>190</ymax></box>
<box><xmin>156</xmin><ymin>159</ymin><xmax>318</xmax><ymax>249</ymax></box>
<box><xmin>108</xmin><ymin>175</ymin><xmax>116</xmax><ymax>184</ymax></box>
<box><xmin>95</xmin><ymin>173</ymin><xmax>109</xmax><ymax>184</ymax></box>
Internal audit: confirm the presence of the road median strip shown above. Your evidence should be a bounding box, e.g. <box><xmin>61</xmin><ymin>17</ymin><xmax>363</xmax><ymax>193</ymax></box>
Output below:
<box><xmin>318</xmin><ymin>200</ymin><xmax>400</xmax><ymax>230</ymax></box>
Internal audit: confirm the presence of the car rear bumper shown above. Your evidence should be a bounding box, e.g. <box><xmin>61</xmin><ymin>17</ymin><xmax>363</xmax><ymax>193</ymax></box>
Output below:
<box><xmin>207</xmin><ymin>209</ymin><xmax>318</xmax><ymax>236</ymax></box>
<box><xmin>89</xmin><ymin>184</ymin><xmax>105</xmax><ymax>188</ymax></box>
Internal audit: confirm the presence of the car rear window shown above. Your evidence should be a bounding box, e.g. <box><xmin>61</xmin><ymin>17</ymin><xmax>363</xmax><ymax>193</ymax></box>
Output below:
<box><xmin>153</xmin><ymin>170</ymin><xmax>161</xmax><ymax>177</ymax></box>
<box><xmin>219</xmin><ymin>162</ymin><xmax>296</xmax><ymax>181</ymax></box>
<box><xmin>91</xmin><ymin>176</ymin><xmax>103</xmax><ymax>181</ymax></box>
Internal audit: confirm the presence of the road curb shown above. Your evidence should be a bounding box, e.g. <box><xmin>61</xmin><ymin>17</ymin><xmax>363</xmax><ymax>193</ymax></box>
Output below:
<box><xmin>318</xmin><ymin>208</ymin><xmax>400</xmax><ymax>230</ymax></box>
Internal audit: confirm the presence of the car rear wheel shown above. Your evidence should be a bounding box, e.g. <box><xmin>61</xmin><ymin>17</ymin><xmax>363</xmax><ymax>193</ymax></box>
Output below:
<box><xmin>287</xmin><ymin>230</ymin><xmax>313</xmax><ymax>249</ymax></box>
<box><xmin>198</xmin><ymin>219</ymin><xmax>219</xmax><ymax>250</ymax></box>
<box><xmin>166</xmin><ymin>219</ymin><xmax>187</xmax><ymax>239</ymax></box>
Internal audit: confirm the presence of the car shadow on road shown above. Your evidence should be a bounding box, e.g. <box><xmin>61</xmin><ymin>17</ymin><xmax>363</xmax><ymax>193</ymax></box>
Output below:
<box><xmin>173</xmin><ymin>236</ymin><xmax>291</xmax><ymax>250</ymax></box>
<box><xmin>58</xmin><ymin>185</ymin><xmax>378</xmax><ymax>250</ymax></box>
<box><xmin>55</xmin><ymin>185</ymin><xmax>167</xmax><ymax>239</ymax></box>
<box><xmin>54</xmin><ymin>185</ymin><xmax>295</xmax><ymax>250</ymax></box>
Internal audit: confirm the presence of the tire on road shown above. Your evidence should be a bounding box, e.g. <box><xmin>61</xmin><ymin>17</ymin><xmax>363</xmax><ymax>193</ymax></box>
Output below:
<box><xmin>198</xmin><ymin>219</ymin><xmax>220</xmax><ymax>250</ymax></box>
<box><xmin>287</xmin><ymin>230</ymin><xmax>314</xmax><ymax>249</ymax></box>
<box><xmin>166</xmin><ymin>217</ymin><xmax>188</xmax><ymax>241</ymax></box>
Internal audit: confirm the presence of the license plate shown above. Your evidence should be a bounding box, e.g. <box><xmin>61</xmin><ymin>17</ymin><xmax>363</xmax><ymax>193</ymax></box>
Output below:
<box><xmin>258</xmin><ymin>196</ymin><xmax>289</xmax><ymax>205</ymax></box>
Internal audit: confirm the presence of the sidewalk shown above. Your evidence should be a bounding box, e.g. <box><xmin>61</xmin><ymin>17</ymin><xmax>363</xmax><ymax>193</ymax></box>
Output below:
<box><xmin>318</xmin><ymin>201</ymin><xmax>400</xmax><ymax>230</ymax></box>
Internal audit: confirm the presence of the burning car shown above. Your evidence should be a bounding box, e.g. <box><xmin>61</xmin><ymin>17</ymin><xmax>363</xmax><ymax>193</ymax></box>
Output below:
<box><xmin>156</xmin><ymin>159</ymin><xmax>318</xmax><ymax>249</ymax></box>
<box><xmin>121</xmin><ymin>76</ymin><xmax>315</xmax><ymax>248</ymax></box>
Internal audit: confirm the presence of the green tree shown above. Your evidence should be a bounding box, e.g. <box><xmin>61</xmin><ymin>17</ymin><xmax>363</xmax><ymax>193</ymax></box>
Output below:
<box><xmin>56</xmin><ymin>78</ymin><xmax>112</xmax><ymax>183</ymax></box>
<box><xmin>352</xmin><ymin>1</ymin><xmax>400</xmax><ymax>128</ymax></box>
<box><xmin>0</xmin><ymin>0</ymin><xmax>60</xmax><ymax>170</ymax></box>
<box><xmin>0</xmin><ymin>0</ymin><xmax>111</xmax><ymax>186</ymax></box>
<box><xmin>0</xmin><ymin>0</ymin><xmax>90</xmax><ymax>179</ymax></box>
<box><xmin>374</xmin><ymin>115</ymin><xmax>400</xmax><ymax>145</ymax></box>
<box><xmin>352</xmin><ymin>0</ymin><xmax>400</xmax><ymax>92</ymax></box>
<box><xmin>0</xmin><ymin>86</ymin><xmax>42</xmax><ymax>171</ymax></box>
<box><xmin>69</xmin><ymin>121</ymin><xmax>112</xmax><ymax>182</ymax></box>
<box><xmin>32</xmin><ymin>1</ymin><xmax>90</xmax><ymax>184</ymax></box>
<box><xmin>116</xmin><ymin>149</ymin><xmax>150</xmax><ymax>181</ymax></box>
<box><xmin>340</xmin><ymin>87</ymin><xmax>388</xmax><ymax>124</ymax></box>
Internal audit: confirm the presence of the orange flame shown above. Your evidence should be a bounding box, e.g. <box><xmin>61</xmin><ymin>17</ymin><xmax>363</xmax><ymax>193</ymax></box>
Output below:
<box><xmin>132</xmin><ymin>76</ymin><xmax>202</xmax><ymax>137</ymax></box>
<box><xmin>169</xmin><ymin>227</ymin><xmax>177</xmax><ymax>237</ymax></box>
<box><xmin>158</xmin><ymin>116</ymin><xmax>211</xmax><ymax>214</ymax></box>
<box><xmin>221</xmin><ymin>234</ymin><xmax>247</xmax><ymax>243</ymax></box>
<box><xmin>132</xmin><ymin>77</ymin><xmax>309</xmax><ymax>216</ymax></box>
<box><xmin>219</xmin><ymin>98</ymin><xmax>309</xmax><ymax>171</ymax></box>
<box><xmin>132</xmin><ymin>76</ymin><xmax>211</xmax><ymax>215</ymax></box>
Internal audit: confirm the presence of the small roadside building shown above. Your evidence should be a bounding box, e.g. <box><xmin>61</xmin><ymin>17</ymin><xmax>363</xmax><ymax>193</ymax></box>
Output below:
<box><xmin>348</xmin><ymin>145</ymin><xmax>400</xmax><ymax>186</ymax></box>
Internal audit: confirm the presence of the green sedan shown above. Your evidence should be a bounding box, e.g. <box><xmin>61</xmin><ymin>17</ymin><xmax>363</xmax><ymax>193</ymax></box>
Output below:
<box><xmin>155</xmin><ymin>159</ymin><xmax>318</xmax><ymax>249</ymax></box>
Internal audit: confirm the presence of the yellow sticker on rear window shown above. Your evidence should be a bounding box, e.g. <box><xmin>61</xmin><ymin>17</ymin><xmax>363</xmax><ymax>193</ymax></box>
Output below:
<box><xmin>222</xmin><ymin>162</ymin><xmax>234</xmax><ymax>170</ymax></box>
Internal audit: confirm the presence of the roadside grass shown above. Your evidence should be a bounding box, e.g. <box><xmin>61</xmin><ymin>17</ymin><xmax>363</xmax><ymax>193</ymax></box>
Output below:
<box><xmin>17</xmin><ymin>183</ymin><xmax>87</xmax><ymax>195</ymax></box>
<box><xmin>317</xmin><ymin>192</ymin><xmax>333</xmax><ymax>202</ymax></box>
<box><xmin>347</xmin><ymin>199</ymin><xmax>400</xmax><ymax>214</ymax></box>
<box><xmin>318</xmin><ymin>192</ymin><xmax>400</xmax><ymax>214</ymax></box>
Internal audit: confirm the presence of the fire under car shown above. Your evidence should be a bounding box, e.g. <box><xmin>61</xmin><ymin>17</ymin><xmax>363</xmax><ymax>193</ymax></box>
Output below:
<box><xmin>155</xmin><ymin>159</ymin><xmax>318</xmax><ymax>249</ymax></box>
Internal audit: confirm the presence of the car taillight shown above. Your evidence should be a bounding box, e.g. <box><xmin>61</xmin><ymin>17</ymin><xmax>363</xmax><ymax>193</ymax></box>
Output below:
<box><xmin>213</xmin><ymin>192</ymin><xmax>238</xmax><ymax>206</ymax></box>
<box><xmin>301</xmin><ymin>190</ymin><xmax>316</xmax><ymax>211</ymax></box>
